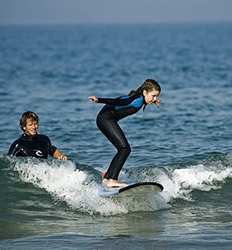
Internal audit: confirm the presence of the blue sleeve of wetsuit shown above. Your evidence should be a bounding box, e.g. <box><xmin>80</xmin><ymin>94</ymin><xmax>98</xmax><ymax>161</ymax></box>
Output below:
<box><xmin>97</xmin><ymin>96</ymin><xmax>135</xmax><ymax>106</ymax></box>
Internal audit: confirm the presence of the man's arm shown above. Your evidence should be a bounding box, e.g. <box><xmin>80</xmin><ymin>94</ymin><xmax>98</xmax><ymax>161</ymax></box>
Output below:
<box><xmin>52</xmin><ymin>149</ymin><xmax>68</xmax><ymax>160</ymax></box>
<box><xmin>46</xmin><ymin>136</ymin><xmax>67</xmax><ymax>160</ymax></box>
<box><xmin>7</xmin><ymin>140</ymin><xmax>26</xmax><ymax>156</ymax></box>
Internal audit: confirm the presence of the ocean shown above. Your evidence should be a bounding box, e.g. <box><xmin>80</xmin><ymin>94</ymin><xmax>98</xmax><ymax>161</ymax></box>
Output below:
<box><xmin>0</xmin><ymin>22</ymin><xmax>232</xmax><ymax>249</ymax></box>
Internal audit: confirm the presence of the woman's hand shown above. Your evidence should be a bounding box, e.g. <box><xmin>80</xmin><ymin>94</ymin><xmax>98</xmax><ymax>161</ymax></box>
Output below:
<box><xmin>154</xmin><ymin>98</ymin><xmax>160</xmax><ymax>107</ymax></box>
<box><xmin>88</xmin><ymin>96</ymin><xmax>98</xmax><ymax>103</ymax></box>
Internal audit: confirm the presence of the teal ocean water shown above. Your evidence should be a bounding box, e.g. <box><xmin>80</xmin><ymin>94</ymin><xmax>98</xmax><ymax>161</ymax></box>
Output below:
<box><xmin>0</xmin><ymin>23</ymin><xmax>232</xmax><ymax>249</ymax></box>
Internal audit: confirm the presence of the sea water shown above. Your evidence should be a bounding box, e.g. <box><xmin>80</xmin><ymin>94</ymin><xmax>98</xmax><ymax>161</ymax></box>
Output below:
<box><xmin>0</xmin><ymin>22</ymin><xmax>232</xmax><ymax>249</ymax></box>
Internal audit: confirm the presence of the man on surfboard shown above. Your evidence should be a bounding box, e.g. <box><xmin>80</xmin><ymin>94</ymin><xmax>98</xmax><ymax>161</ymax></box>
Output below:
<box><xmin>8</xmin><ymin>111</ymin><xmax>67</xmax><ymax>160</ymax></box>
<box><xmin>89</xmin><ymin>79</ymin><xmax>161</xmax><ymax>188</ymax></box>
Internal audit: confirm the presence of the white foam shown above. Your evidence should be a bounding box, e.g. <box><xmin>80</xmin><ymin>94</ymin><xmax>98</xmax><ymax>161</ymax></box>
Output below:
<box><xmin>13</xmin><ymin>158</ymin><xmax>231</xmax><ymax>215</ymax></box>
<box><xmin>158</xmin><ymin>164</ymin><xmax>232</xmax><ymax>202</ymax></box>
<box><xmin>14</xmin><ymin>159</ymin><xmax>166</xmax><ymax>215</ymax></box>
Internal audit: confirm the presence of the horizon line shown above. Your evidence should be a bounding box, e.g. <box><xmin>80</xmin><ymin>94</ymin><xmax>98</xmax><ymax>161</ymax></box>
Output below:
<box><xmin>1</xmin><ymin>19</ymin><xmax>232</xmax><ymax>27</ymax></box>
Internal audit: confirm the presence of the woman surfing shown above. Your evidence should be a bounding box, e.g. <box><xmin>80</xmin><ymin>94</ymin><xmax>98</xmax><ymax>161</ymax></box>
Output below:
<box><xmin>89</xmin><ymin>79</ymin><xmax>161</xmax><ymax>188</ymax></box>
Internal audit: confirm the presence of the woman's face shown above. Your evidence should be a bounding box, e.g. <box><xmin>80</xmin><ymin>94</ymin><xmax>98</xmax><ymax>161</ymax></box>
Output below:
<box><xmin>143</xmin><ymin>89</ymin><xmax>160</xmax><ymax>104</ymax></box>
<box><xmin>23</xmin><ymin>118</ymin><xmax>38</xmax><ymax>136</ymax></box>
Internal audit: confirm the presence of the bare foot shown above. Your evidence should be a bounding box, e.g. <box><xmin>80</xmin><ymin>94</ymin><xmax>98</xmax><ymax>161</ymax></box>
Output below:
<box><xmin>102</xmin><ymin>178</ymin><xmax>127</xmax><ymax>188</ymax></box>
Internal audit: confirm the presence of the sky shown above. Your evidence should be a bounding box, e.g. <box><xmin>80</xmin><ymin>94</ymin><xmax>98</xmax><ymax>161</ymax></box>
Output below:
<box><xmin>0</xmin><ymin>0</ymin><xmax>232</xmax><ymax>25</ymax></box>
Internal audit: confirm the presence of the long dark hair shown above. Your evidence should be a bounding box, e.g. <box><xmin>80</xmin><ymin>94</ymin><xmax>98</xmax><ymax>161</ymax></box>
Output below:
<box><xmin>128</xmin><ymin>79</ymin><xmax>161</xmax><ymax>98</ymax></box>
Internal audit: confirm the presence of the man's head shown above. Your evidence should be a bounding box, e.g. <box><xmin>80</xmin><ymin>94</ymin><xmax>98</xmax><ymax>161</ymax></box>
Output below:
<box><xmin>20</xmin><ymin>111</ymin><xmax>39</xmax><ymax>136</ymax></box>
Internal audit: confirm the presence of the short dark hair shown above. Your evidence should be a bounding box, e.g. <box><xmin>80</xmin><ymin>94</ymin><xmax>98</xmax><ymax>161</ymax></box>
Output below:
<box><xmin>20</xmin><ymin>111</ymin><xmax>39</xmax><ymax>131</ymax></box>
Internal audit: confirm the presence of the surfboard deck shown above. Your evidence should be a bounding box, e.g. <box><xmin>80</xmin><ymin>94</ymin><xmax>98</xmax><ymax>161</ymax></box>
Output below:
<box><xmin>99</xmin><ymin>181</ymin><xmax>164</xmax><ymax>198</ymax></box>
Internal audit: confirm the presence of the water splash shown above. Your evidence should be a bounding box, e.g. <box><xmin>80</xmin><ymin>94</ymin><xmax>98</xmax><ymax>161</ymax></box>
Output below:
<box><xmin>11</xmin><ymin>158</ymin><xmax>166</xmax><ymax>215</ymax></box>
<box><xmin>3</xmin><ymin>153</ymin><xmax>232</xmax><ymax>216</ymax></box>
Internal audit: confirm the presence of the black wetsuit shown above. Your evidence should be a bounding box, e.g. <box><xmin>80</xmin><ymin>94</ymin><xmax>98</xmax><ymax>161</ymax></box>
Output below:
<box><xmin>8</xmin><ymin>134</ymin><xmax>57</xmax><ymax>159</ymax></box>
<box><xmin>96</xmin><ymin>94</ymin><xmax>145</xmax><ymax>180</ymax></box>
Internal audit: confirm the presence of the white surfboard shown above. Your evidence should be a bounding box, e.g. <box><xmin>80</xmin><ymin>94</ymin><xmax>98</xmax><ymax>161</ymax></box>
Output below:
<box><xmin>99</xmin><ymin>182</ymin><xmax>163</xmax><ymax>198</ymax></box>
